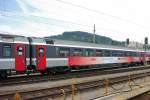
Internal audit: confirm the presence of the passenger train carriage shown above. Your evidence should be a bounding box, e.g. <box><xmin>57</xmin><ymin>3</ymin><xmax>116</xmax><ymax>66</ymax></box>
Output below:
<box><xmin>0</xmin><ymin>34</ymin><xmax>30</xmax><ymax>79</ymax></box>
<box><xmin>0</xmin><ymin>34</ymin><xmax>150</xmax><ymax>79</ymax></box>
<box><xmin>31</xmin><ymin>38</ymin><xmax>150</xmax><ymax>74</ymax></box>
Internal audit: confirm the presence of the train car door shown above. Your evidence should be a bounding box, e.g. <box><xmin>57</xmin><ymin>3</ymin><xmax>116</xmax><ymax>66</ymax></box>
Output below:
<box><xmin>15</xmin><ymin>44</ymin><xmax>26</xmax><ymax>71</ymax></box>
<box><xmin>36</xmin><ymin>45</ymin><xmax>46</xmax><ymax>71</ymax></box>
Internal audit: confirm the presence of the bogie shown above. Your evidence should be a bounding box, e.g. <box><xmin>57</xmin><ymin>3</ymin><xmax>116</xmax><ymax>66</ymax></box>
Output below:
<box><xmin>0</xmin><ymin>70</ymin><xmax>7</xmax><ymax>80</ymax></box>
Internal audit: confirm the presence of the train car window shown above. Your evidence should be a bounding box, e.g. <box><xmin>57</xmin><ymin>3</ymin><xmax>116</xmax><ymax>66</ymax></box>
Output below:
<box><xmin>85</xmin><ymin>49</ymin><xmax>94</xmax><ymax>56</ymax></box>
<box><xmin>119</xmin><ymin>51</ymin><xmax>124</xmax><ymax>57</ymax></box>
<box><xmin>18</xmin><ymin>47</ymin><xmax>24</xmax><ymax>56</ymax></box>
<box><xmin>134</xmin><ymin>52</ymin><xmax>136</xmax><ymax>56</ymax></box>
<box><xmin>136</xmin><ymin>52</ymin><xmax>139</xmax><ymax>57</ymax></box>
<box><xmin>96</xmin><ymin>50</ymin><xmax>102</xmax><ymax>56</ymax></box>
<box><xmin>73</xmin><ymin>48</ymin><xmax>83</xmax><ymax>56</ymax></box>
<box><xmin>138</xmin><ymin>52</ymin><xmax>141</xmax><ymax>57</ymax></box>
<box><xmin>39</xmin><ymin>48</ymin><xmax>44</xmax><ymax>57</ymax></box>
<box><xmin>122</xmin><ymin>51</ymin><xmax>126</xmax><ymax>56</ymax></box>
<box><xmin>130</xmin><ymin>52</ymin><xmax>136</xmax><ymax>57</ymax></box>
<box><xmin>112</xmin><ymin>50</ymin><xmax>118</xmax><ymax>56</ymax></box>
<box><xmin>127</xmin><ymin>51</ymin><xmax>130</xmax><ymax>56</ymax></box>
<box><xmin>129</xmin><ymin>51</ymin><xmax>133</xmax><ymax>56</ymax></box>
<box><xmin>137</xmin><ymin>52</ymin><xmax>140</xmax><ymax>57</ymax></box>
<box><xmin>104</xmin><ymin>50</ymin><xmax>111</xmax><ymax>57</ymax></box>
<box><xmin>141</xmin><ymin>52</ymin><xmax>145</xmax><ymax>57</ymax></box>
<box><xmin>132</xmin><ymin>52</ymin><xmax>135</xmax><ymax>57</ymax></box>
<box><xmin>3</xmin><ymin>45</ymin><xmax>11</xmax><ymax>57</ymax></box>
<box><xmin>133</xmin><ymin>52</ymin><xmax>138</xmax><ymax>57</ymax></box>
<box><xmin>130</xmin><ymin>52</ymin><xmax>133</xmax><ymax>56</ymax></box>
<box><xmin>58</xmin><ymin>47</ymin><xmax>70</xmax><ymax>57</ymax></box>
<box><xmin>108</xmin><ymin>50</ymin><xmax>124</xmax><ymax>57</ymax></box>
<box><xmin>128</xmin><ymin>51</ymin><xmax>131</xmax><ymax>56</ymax></box>
<box><xmin>124</xmin><ymin>51</ymin><xmax>128</xmax><ymax>56</ymax></box>
<box><xmin>85</xmin><ymin>50</ymin><xmax>88</xmax><ymax>56</ymax></box>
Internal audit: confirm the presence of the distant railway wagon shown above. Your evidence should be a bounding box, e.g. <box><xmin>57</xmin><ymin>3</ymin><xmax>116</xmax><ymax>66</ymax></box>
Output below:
<box><xmin>0</xmin><ymin>34</ymin><xmax>150</xmax><ymax>79</ymax></box>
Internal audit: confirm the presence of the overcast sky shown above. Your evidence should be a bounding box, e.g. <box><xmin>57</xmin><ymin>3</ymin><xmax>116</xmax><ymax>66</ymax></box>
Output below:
<box><xmin>0</xmin><ymin>0</ymin><xmax>150</xmax><ymax>43</ymax></box>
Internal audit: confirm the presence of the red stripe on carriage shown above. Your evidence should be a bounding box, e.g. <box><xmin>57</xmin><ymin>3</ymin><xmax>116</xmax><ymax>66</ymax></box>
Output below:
<box><xmin>127</xmin><ymin>57</ymin><xmax>134</xmax><ymax>63</ymax></box>
<box><xmin>68</xmin><ymin>57</ymin><xmax>98</xmax><ymax>66</ymax></box>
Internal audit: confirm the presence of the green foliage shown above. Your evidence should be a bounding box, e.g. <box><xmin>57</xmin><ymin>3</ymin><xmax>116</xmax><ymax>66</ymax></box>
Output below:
<box><xmin>48</xmin><ymin>31</ymin><xmax>125</xmax><ymax>46</ymax></box>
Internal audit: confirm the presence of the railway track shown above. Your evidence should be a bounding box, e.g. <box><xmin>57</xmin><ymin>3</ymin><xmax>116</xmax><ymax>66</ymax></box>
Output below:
<box><xmin>0</xmin><ymin>65</ymin><xmax>149</xmax><ymax>86</ymax></box>
<box><xmin>0</xmin><ymin>67</ymin><xmax>150</xmax><ymax>100</ymax></box>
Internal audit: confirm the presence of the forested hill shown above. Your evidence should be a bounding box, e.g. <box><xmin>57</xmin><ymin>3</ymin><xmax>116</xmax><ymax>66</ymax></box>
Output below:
<box><xmin>46</xmin><ymin>31</ymin><xmax>125</xmax><ymax>46</ymax></box>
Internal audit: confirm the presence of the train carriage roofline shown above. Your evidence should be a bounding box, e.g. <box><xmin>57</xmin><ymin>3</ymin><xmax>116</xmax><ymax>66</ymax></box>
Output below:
<box><xmin>44</xmin><ymin>38</ymin><xmax>150</xmax><ymax>53</ymax></box>
<box><xmin>0</xmin><ymin>33</ymin><xmax>29</xmax><ymax>44</ymax></box>
<box><xmin>29</xmin><ymin>37</ymin><xmax>46</xmax><ymax>44</ymax></box>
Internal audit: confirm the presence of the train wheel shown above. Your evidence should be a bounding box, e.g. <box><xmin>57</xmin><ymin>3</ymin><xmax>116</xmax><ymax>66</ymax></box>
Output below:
<box><xmin>40</xmin><ymin>71</ymin><xmax>47</xmax><ymax>75</ymax></box>
<box><xmin>0</xmin><ymin>71</ymin><xmax>7</xmax><ymax>80</ymax></box>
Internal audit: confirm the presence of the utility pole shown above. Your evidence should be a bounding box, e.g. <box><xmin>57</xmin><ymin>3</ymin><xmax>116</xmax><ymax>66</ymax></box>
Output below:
<box><xmin>93</xmin><ymin>24</ymin><xmax>96</xmax><ymax>43</ymax></box>
<box><xmin>144</xmin><ymin>37</ymin><xmax>148</xmax><ymax>66</ymax></box>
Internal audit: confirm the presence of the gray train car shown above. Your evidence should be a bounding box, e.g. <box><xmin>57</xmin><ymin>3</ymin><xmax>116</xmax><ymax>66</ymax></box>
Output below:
<box><xmin>30</xmin><ymin>38</ymin><xmax>150</xmax><ymax>74</ymax></box>
<box><xmin>1</xmin><ymin>35</ymin><xmax>149</xmax><ymax>78</ymax></box>
<box><xmin>0</xmin><ymin>34</ymin><xmax>30</xmax><ymax>79</ymax></box>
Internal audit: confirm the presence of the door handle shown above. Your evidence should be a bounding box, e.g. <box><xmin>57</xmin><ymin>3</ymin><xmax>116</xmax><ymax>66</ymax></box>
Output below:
<box><xmin>23</xmin><ymin>60</ymin><xmax>26</xmax><ymax>64</ymax></box>
<box><xmin>36</xmin><ymin>60</ymin><xmax>39</xmax><ymax>64</ymax></box>
<box><xmin>22</xmin><ymin>60</ymin><xmax>25</xmax><ymax>64</ymax></box>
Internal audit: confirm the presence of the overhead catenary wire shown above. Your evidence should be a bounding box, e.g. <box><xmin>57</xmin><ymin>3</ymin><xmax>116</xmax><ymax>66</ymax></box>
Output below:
<box><xmin>0</xmin><ymin>14</ymin><xmax>93</xmax><ymax>36</ymax></box>
<box><xmin>55</xmin><ymin>0</ymin><xmax>147</xmax><ymax>30</ymax></box>
<box><xmin>0</xmin><ymin>1</ymin><xmax>144</xmax><ymax>39</ymax></box>
<box><xmin>1</xmin><ymin>14</ymin><xmax>89</xmax><ymax>31</ymax></box>
<box><xmin>0</xmin><ymin>11</ymin><xmax>91</xmax><ymax>28</ymax></box>
<box><xmin>0</xmin><ymin>0</ymin><xmax>149</xmax><ymax>38</ymax></box>
<box><xmin>0</xmin><ymin>12</ymin><xmax>128</xmax><ymax>35</ymax></box>
<box><xmin>0</xmin><ymin>0</ymin><xmax>143</xmax><ymax>30</ymax></box>
<box><xmin>0</xmin><ymin>1</ymin><xmax>147</xmax><ymax>36</ymax></box>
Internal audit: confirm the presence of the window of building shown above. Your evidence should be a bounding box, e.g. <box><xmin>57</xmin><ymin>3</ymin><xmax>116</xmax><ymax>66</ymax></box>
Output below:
<box><xmin>3</xmin><ymin>45</ymin><xmax>11</xmax><ymax>57</ymax></box>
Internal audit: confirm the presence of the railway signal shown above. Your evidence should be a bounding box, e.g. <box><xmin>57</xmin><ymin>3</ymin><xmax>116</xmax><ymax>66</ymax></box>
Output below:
<box><xmin>145</xmin><ymin>37</ymin><xmax>148</xmax><ymax>45</ymax></box>
<box><xmin>144</xmin><ymin>37</ymin><xmax>148</xmax><ymax>65</ymax></box>
<box><xmin>126</xmin><ymin>38</ymin><xmax>129</xmax><ymax>45</ymax></box>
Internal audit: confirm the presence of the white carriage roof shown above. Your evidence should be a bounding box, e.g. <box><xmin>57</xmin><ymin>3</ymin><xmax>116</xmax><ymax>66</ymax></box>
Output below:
<box><xmin>30</xmin><ymin>37</ymin><xmax>46</xmax><ymax>44</ymax></box>
<box><xmin>46</xmin><ymin>39</ymin><xmax>150</xmax><ymax>52</ymax></box>
<box><xmin>0</xmin><ymin>33</ymin><xmax>29</xmax><ymax>44</ymax></box>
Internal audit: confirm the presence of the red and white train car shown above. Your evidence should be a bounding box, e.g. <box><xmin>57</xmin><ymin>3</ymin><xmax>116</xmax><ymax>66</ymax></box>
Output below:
<box><xmin>0</xmin><ymin>34</ymin><xmax>150</xmax><ymax>79</ymax></box>
<box><xmin>0</xmin><ymin>34</ymin><xmax>30</xmax><ymax>79</ymax></box>
<box><xmin>30</xmin><ymin>38</ymin><xmax>150</xmax><ymax>74</ymax></box>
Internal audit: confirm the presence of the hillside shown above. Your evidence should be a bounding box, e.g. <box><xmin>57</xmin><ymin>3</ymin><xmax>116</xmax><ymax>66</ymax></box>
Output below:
<box><xmin>47</xmin><ymin>31</ymin><xmax>125</xmax><ymax>46</ymax></box>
